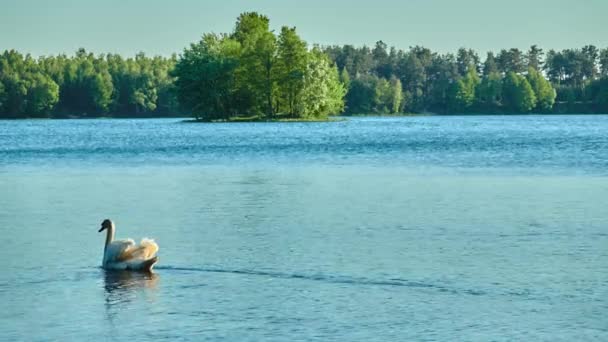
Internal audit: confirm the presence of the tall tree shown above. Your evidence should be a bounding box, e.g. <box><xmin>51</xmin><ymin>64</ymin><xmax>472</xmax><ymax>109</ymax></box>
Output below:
<box><xmin>373</xmin><ymin>41</ymin><xmax>391</xmax><ymax>78</ymax></box>
<box><xmin>275</xmin><ymin>26</ymin><xmax>308</xmax><ymax>116</ymax></box>
<box><xmin>233</xmin><ymin>12</ymin><xmax>277</xmax><ymax>117</ymax></box>
<box><xmin>600</xmin><ymin>48</ymin><xmax>608</xmax><ymax>78</ymax></box>
<box><xmin>399</xmin><ymin>52</ymin><xmax>426</xmax><ymax>112</ymax></box>
<box><xmin>426</xmin><ymin>53</ymin><xmax>458</xmax><ymax>113</ymax></box>
<box><xmin>545</xmin><ymin>49</ymin><xmax>566</xmax><ymax>84</ymax></box>
<box><xmin>389</xmin><ymin>77</ymin><xmax>403</xmax><ymax>114</ymax></box>
<box><xmin>526</xmin><ymin>45</ymin><xmax>544</xmax><ymax>71</ymax></box>
<box><xmin>581</xmin><ymin>45</ymin><xmax>599</xmax><ymax>81</ymax></box>
<box><xmin>483</xmin><ymin>52</ymin><xmax>499</xmax><ymax>76</ymax></box>
<box><xmin>497</xmin><ymin>48</ymin><xmax>525</xmax><ymax>74</ymax></box>
<box><xmin>457</xmin><ymin>48</ymin><xmax>480</xmax><ymax>76</ymax></box>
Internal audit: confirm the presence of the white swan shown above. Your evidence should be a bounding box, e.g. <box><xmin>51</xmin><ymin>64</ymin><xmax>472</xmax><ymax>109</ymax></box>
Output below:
<box><xmin>98</xmin><ymin>219</ymin><xmax>159</xmax><ymax>271</ymax></box>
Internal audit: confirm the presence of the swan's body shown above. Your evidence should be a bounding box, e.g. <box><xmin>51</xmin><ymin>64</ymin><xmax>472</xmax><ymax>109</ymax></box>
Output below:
<box><xmin>99</xmin><ymin>219</ymin><xmax>159</xmax><ymax>271</ymax></box>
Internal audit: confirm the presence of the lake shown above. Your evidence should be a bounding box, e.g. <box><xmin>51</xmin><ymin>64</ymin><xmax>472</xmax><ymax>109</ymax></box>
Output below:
<box><xmin>1</xmin><ymin>115</ymin><xmax>607</xmax><ymax>341</ymax></box>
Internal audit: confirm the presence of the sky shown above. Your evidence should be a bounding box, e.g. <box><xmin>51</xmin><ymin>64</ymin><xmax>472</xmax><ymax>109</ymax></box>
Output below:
<box><xmin>1</xmin><ymin>0</ymin><xmax>607</xmax><ymax>57</ymax></box>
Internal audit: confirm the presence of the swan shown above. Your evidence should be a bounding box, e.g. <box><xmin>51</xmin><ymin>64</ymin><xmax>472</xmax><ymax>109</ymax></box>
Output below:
<box><xmin>98</xmin><ymin>219</ymin><xmax>159</xmax><ymax>272</ymax></box>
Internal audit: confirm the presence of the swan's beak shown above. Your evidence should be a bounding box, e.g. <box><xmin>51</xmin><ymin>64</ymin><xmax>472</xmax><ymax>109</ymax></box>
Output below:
<box><xmin>98</xmin><ymin>226</ymin><xmax>106</xmax><ymax>232</ymax></box>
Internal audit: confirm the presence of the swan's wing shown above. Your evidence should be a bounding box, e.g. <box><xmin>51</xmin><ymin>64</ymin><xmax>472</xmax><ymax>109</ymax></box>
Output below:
<box><xmin>138</xmin><ymin>238</ymin><xmax>159</xmax><ymax>259</ymax></box>
<box><xmin>105</xmin><ymin>239</ymin><xmax>135</xmax><ymax>263</ymax></box>
<box><xmin>118</xmin><ymin>238</ymin><xmax>159</xmax><ymax>261</ymax></box>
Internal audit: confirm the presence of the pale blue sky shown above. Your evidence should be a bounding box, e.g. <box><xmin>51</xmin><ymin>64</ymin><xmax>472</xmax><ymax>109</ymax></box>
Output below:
<box><xmin>1</xmin><ymin>0</ymin><xmax>606</xmax><ymax>57</ymax></box>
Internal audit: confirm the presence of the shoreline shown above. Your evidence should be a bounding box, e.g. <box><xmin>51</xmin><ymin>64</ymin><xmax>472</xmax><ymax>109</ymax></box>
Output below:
<box><xmin>1</xmin><ymin>113</ymin><xmax>607</xmax><ymax>121</ymax></box>
<box><xmin>182</xmin><ymin>116</ymin><xmax>346</xmax><ymax>123</ymax></box>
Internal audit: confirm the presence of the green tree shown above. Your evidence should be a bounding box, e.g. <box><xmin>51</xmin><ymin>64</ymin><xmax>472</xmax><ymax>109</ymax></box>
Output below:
<box><xmin>503</xmin><ymin>72</ymin><xmax>536</xmax><ymax>113</ymax></box>
<box><xmin>590</xmin><ymin>78</ymin><xmax>608</xmax><ymax>112</ymax></box>
<box><xmin>373</xmin><ymin>77</ymin><xmax>391</xmax><ymax>113</ymax></box>
<box><xmin>91</xmin><ymin>71</ymin><xmax>113</xmax><ymax>114</ymax></box>
<box><xmin>0</xmin><ymin>51</ymin><xmax>28</xmax><ymax>117</ymax></box>
<box><xmin>526</xmin><ymin>67</ymin><xmax>556</xmax><ymax>112</ymax></box>
<box><xmin>373</xmin><ymin>40</ymin><xmax>392</xmax><ymax>78</ymax></box>
<box><xmin>104</xmin><ymin>53</ymin><xmax>179</xmax><ymax>117</ymax></box>
<box><xmin>296</xmin><ymin>49</ymin><xmax>345</xmax><ymax>118</ymax></box>
<box><xmin>476</xmin><ymin>71</ymin><xmax>502</xmax><ymax>112</ymax></box>
<box><xmin>483</xmin><ymin>52</ymin><xmax>499</xmax><ymax>76</ymax></box>
<box><xmin>275</xmin><ymin>26</ymin><xmax>308</xmax><ymax>116</ymax></box>
<box><xmin>340</xmin><ymin>67</ymin><xmax>351</xmax><ymax>112</ymax></box>
<box><xmin>0</xmin><ymin>50</ymin><xmax>59</xmax><ymax>117</ymax></box>
<box><xmin>173</xmin><ymin>33</ymin><xmax>241</xmax><ymax>120</ymax></box>
<box><xmin>600</xmin><ymin>48</ymin><xmax>608</xmax><ymax>78</ymax></box>
<box><xmin>426</xmin><ymin>53</ymin><xmax>459</xmax><ymax>113</ymax></box>
<box><xmin>456</xmin><ymin>48</ymin><xmax>480</xmax><ymax>76</ymax></box>
<box><xmin>526</xmin><ymin>45</ymin><xmax>544</xmax><ymax>71</ymax></box>
<box><xmin>0</xmin><ymin>73</ymin><xmax>27</xmax><ymax>117</ymax></box>
<box><xmin>154</xmin><ymin>54</ymin><xmax>180</xmax><ymax>115</ymax></box>
<box><xmin>233</xmin><ymin>12</ymin><xmax>277</xmax><ymax>117</ymax></box>
<box><xmin>581</xmin><ymin>45</ymin><xmax>599</xmax><ymax>80</ymax></box>
<box><xmin>449</xmin><ymin>66</ymin><xmax>480</xmax><ymax>112</ymax></box>
<box><xmin>0</xmin><ymin>82</ymin><xmax>5</xmax><ymax>111</ymax></box>
<box><xmin>390</xmin><ymin>78</ymin><xmax>403</xmax><ymax>113</ymax></box>
<box><xmin>340</xmin><ymin>67</ymin><xmax>351</xmax><ymax>90</ymax></box>
<box><xmin>24</xmin><ymin>73</ymin><xmax>59</xmax><ymax>116</ymax></box>
<box><xmin>545</xmin><ymin>49</ymin><xmax>566</xmax><ymax>84</ymax></box>
<box><xmin>345</xmin><ymin>75</ymin><xmax>376</xmax><ymax>114</ymax></box>
<box><xmin>399</xmin><ymin>52</ymin><xmax>425</xmax><ymax>112</ymax></box>
<box><xmin>56</xmin><ymin>50</ymin><xmax>113</xmax><ymax>115</ymax></box>
<box><xmin>497</xmin><ymin>48</ymin><xmax>526</xmax><ymax>74</ymax></box>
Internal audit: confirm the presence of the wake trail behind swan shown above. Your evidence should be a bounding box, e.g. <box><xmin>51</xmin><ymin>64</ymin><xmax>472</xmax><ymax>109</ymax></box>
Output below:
<box><xmin>155</xmin><ymin>265</ymin><xmax>492</xmax><ymax>296</ymax></box>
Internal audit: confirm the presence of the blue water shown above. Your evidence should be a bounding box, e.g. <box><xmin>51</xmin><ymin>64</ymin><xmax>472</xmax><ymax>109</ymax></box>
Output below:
<box><xmin>1</xmin><ymin>115</ymin><xmax>607</xmax><ymax>341</ymax></box>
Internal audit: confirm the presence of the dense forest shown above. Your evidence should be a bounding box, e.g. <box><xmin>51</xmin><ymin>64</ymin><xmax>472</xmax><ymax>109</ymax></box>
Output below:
<box><xmin>1</xmin><ymin>12</ymin><xmax>607</xmax><ymax>119</ymax></box>
<box><xmin>0</xmin><ymin>49</ymin><xmax>181</xmax><ymax>118</ymax></box>
<box><xmin>326</xmin><ymin>43</ymin><xmax>608</xmax><ymax>115</ymax></box>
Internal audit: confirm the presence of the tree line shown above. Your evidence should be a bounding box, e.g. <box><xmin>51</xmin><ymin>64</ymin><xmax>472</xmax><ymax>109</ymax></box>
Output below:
<box><xmin>0</xmin><ymin>49</ymin><xmax>181</xmax><ymax>118</ymax></box>
<box><xmin>1</xmin><ymin>12</ymin><xmax>607</xmax><ymax>119</ymax></box>
<box><xmin>325</xmin><ymin>43</ymin><xmax>608</xmax><ymax>114</ymax></box>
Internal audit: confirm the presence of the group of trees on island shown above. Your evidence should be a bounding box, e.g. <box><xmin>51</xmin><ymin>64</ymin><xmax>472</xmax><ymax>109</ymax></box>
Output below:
<box><xmin>326</xmin><ymin>43</ymin><xmax>608</xmax><ymax>114</ymax></box>
<box><xmin>173</xmin><ymin>12</ymin><xmax>345</xmax><ymax>121</ymax></box>
<box><xmin>1</xmin><ymin>12</ymin><xmax>607</xmax><ymax>119</ymax></box>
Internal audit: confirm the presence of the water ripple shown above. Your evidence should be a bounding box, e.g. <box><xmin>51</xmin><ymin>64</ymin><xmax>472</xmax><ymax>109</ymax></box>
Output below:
<box><xmin>156</xmin><ymin>265</ymin><xmax>505</xmax><ymax>297</ymax></box>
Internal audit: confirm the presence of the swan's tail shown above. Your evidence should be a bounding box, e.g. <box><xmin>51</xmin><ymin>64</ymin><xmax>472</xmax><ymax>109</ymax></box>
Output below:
<box><xmin>127</xmin><ymin>239</ymin><xmax>159</xmax><ymax>271</ymax></box>
<box><xmin>141</xmin><ymin>256</ymin><xmax>158</xmax><ymax>272</ymax></box>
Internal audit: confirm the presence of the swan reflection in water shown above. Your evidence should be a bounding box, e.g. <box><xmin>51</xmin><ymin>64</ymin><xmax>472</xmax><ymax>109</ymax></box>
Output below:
<box><xmin>103</xmin><ymin>270</ymin><xmax>159</xmax><ymax>309</ymax></box>
<box><xmin>104</xmin><ymin>270</ymin><xmax>159</xmax><ymax>292</ymax></box>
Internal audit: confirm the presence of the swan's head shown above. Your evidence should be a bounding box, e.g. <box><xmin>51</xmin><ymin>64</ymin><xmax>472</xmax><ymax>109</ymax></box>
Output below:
<box><xmin>98</xmin><ymin>219</ymin><xmax>113</xmax><ymax>232</ymax></box>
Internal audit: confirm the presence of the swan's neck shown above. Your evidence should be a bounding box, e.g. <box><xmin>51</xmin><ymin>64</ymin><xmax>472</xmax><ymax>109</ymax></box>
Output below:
<box><xmin>105</xmin><ymin>224</ymin><xmax>115</xmax><ymax>250</ymax></box>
